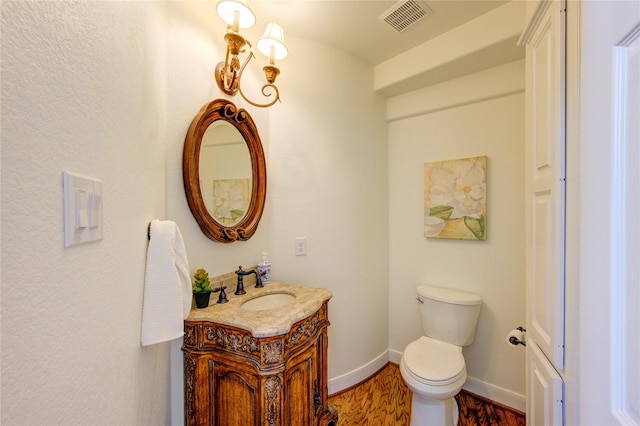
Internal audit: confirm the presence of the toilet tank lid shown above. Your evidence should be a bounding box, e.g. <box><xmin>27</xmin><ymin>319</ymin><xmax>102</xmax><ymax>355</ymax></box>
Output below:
<box><xmin>417</xmin><ymin>285</ymin><xmax>482</xmax><ymax>305</ymax></box>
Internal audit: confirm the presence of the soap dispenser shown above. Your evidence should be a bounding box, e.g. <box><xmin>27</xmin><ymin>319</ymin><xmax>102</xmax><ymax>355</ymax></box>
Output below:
<box><xmin>257</xmin><ymin>252</ymin><xmax>271</xmax><ymax>284</ymax></box>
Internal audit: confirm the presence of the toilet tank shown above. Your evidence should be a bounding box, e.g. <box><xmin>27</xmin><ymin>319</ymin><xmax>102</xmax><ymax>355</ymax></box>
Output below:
<box><xmin>417</xmin><ymin>285</ymin><xmax>482</xmax><ymax>346</ymax></box>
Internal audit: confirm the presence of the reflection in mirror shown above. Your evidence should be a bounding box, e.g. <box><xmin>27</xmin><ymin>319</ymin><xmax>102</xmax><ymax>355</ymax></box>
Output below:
<box><xmin>183</xmin><ymin>99</ymin><xmax>266</xmax><ymax>243</ymax></box>
<box><xmin>200</xmin><ymin>121</ymin><xmax>252</xmax><ymax>226</ymax></box>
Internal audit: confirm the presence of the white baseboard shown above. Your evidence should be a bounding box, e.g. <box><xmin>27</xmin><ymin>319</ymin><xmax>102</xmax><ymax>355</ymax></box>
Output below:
<box><xmin>463</xmin><ymin>376</ymin><xmax>526</xmax><ymax>413</ymax></box>
<box><xmin>330</xmin><ymin>348</ymin><xmax>526</xmax><ymax>413</ymax></box>
<box><xmin>328</xmin><ymin>350</ymin><xmax>389</xmax><ymax>395</ymax></box>
<box><xmin>388</xmin><ymin>348</ymin><xmax>403</xmax><ymax>364</ymax></box>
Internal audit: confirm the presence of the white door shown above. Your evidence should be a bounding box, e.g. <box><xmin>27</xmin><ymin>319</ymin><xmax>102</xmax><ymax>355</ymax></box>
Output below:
<box><xmin>576</xmin><ymin>1</ymin><xmax>640</xmax><ymax>424</ymax></box>
<box><xmin>520</xmin><ymin>0</ymin><xmax>566</xmax><ymax>424</ymax></box>
<box><xmin>528</xmin><ymin>339</ymin><xmax>563</xmax><ymax>426</ymax></box>
<box><xmin>523</xmin><ymin>0</ymin><xmax>566</xmax><ymax>371</ymax></box>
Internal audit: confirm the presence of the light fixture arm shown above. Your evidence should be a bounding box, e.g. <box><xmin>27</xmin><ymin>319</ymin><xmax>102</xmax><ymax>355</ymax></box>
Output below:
<box><xmin>216</xmin><ymin>40</ymin><xmax>282</xmax><ymax>108</ymax></box>
<box><xmin>215</xmin><ymin>31</ymin><xmax>247</xmax><ymax>95</ymax></box>
<box><xmin>219</xmin><ymin>49</ymin><xmax>237</xmax><ymax>94</ymax></box>
<box><xmin>237</xmin><ymin>48</ymin><xmax>281</xmax><ymax>108</ymax></box>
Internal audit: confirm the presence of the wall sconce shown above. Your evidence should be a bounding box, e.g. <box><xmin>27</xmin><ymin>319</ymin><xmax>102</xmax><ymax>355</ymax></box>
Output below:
<box><xmin>215</xmin><ymin>0</ymin><xmax>288</xmax><ymax>108</ymax></box>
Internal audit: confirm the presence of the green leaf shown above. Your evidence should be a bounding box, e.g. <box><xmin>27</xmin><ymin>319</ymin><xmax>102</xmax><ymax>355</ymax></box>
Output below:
<box><xmin>429</xmin><ymin>205</ymin><xmax>454</xmax><ymax>219</ymax></box>
<box><xmin>230</xmin><ymin>209</ymin><xmax>244</xmax><ymax>219</ymax></box>
<box><xmin>464</xmin><ymin>215</ymin><xmax>486</xmax><ymax>240</ymax></box>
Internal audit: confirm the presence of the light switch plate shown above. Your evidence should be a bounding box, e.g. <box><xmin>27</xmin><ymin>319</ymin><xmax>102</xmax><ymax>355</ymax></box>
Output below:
<box><xmin>294</xmin><ymin>237</ymin><xmax>307</xmax><ymax>256</ymax></box>
<box><xmin>63</xmin><ymin>171</ymin><xmax>103</xmax><ymax>247</ymax></box>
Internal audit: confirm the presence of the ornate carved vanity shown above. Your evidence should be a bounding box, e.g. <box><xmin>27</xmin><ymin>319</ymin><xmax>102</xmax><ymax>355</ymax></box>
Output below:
<box><xmin>182</xmin><ymin>282</ymin><xmax>337</xmax><ymax>425</ymax></box>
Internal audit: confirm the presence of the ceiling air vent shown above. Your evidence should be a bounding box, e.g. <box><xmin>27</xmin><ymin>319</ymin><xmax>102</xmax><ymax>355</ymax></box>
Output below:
<box><xmin>379</xmin><ymin>0</ymin><xmax>433</xmax><ymax>33</ymax></box>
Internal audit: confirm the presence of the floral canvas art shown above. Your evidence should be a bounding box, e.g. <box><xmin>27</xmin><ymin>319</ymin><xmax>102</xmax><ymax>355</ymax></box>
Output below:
<box><xmin>424</xmin><ymin>156</ymin><xmax>487</xmax><ymax>240</ymax></box>
<box><xmin>212</xmin><ymin>178</ymin><xmax>250</xmax><ymax>225</ymax></box>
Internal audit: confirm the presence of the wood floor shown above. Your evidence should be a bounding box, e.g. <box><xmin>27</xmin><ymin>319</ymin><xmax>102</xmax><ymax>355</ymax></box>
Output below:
<box><xmin>328</xmin><ymin>363</ymin><xmax>525</xmax><ymax>426</ymax></box>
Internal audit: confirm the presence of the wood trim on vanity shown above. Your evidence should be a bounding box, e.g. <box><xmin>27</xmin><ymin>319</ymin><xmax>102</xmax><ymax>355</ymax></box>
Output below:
<box><xmin>183</xmin><ymin>301</ymin><xmax>337</xmax><ymax>425</ymax></box>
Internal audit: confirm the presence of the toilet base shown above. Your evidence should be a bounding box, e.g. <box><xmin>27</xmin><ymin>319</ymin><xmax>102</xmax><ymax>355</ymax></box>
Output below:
<box><xmin>409</xmin><ymin>394</ymin><xmax>459</xmax><ymax>426</ymax></box>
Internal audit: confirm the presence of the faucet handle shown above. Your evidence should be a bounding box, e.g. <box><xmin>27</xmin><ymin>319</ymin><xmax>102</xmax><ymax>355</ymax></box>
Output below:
<box><xmin>213</xmin><ymin>286</ymin><xmax>228</xmax><ymax>304</ymax></box>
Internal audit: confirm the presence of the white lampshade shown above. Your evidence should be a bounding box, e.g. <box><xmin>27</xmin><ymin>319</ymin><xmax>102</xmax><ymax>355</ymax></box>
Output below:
<box><xmin>257</xmin><ymin>23</ymin><xmax>288</xmax><ymax>60</ymax></box>
<box><xmin>216</xmin><ymin>0</ymin><xmax>256</xmax><ymax>29</ymax></box>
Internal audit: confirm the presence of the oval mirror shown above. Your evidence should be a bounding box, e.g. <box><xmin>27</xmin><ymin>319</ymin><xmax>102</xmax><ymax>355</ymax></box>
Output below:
<box><xmin>183</xmin><ymin>99</ymin><xmax>266</xmax><ymax>243</ymax></box>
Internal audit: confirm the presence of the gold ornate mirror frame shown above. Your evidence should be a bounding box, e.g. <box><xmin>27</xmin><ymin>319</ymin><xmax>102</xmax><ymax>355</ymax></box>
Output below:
<box><xmin>183</xmin><ymin>99</ymin><xmax>266</xmax><ymax>243</ymax></box>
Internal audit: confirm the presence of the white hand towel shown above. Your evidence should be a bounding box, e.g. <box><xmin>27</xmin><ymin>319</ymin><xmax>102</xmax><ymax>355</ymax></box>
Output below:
<box><xmin>141</xmin><ymin>220</ymin><xmax>192</xmax><ymax>346</ymax></box>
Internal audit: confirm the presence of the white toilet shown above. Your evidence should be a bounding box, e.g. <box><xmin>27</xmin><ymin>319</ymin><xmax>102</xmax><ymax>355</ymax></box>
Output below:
<box><xmin>400</xmin><ymin>285</ymin><xmax>482</xmax><ymax>426</ymax></box>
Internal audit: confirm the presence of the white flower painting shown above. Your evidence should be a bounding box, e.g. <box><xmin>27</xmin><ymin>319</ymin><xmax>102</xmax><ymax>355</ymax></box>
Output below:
<box><xmin>424</xmin><ymin>156</ymin><xmax>487</xmax><ymax>240</ymax></box>
<box><xmin>212</xmin><ymin>178</ymin><xmax>250</xmax><ymax>225</ymax></box>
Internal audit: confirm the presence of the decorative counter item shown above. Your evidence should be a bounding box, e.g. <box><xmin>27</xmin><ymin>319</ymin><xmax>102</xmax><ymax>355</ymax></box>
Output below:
<box><xmin>258</xmin><ymin>252</ymin><xmax>271</xmax><ymax>284</ymax></box>
<box><xmin>192</xmin><ymin>268</ymin><xmax>212</xmax><ymax>308</ymax></box>
<box><xmin>183</xmin><ymin>282</ymin><xmax>337</xmax><ymax>425</ymax></box>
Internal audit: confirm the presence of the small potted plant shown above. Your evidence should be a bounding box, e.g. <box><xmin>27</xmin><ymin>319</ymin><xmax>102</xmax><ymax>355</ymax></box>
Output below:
<box><xmin>193</xmin><ymin>268</ymin><xmax>212</xmax><ymax>308</ymax></box>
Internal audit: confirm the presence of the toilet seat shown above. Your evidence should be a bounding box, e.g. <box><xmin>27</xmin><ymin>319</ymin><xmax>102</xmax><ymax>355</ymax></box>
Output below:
<box><xmin>402</xmin><ymin>336</ymin><xmax>466</xmax><ymax>386</ymax></box>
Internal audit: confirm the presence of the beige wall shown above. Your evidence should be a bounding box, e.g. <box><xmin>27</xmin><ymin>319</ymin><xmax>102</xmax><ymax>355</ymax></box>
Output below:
<box><xmin>266</xmin><ymin>36</ymin><xmax>389</xmax><ymax>384</ymax></box>
<box><xmin>1</xmin><ymin>1</ymin><xmax>171</xmax><ymax>424</ymax></box>
<box><xmin>387</xmin><ymin>60</ymin><xmax>526</xmax><ymax>409</ymax></box>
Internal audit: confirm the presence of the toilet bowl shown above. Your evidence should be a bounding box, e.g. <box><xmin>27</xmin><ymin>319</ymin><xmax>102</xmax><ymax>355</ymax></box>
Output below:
<box><xmin>400</xmin><ymin>336</ymin><xmax>467</xmax><ymax>426</ymax></box>
<box><xmin>400</xmin><ymin>285</ymin><xmax>482</xmax><ymax>426</ymax></box>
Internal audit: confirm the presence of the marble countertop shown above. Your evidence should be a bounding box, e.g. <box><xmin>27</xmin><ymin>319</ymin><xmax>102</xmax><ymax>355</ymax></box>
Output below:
<box><xmin>186</xmin><ymin>281</ymin><xmax>333</xmax><ymax>337</ymax></box>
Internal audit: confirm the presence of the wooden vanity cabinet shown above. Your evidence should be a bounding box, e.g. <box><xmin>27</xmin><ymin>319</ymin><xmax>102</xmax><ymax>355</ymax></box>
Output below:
<box><xmin>183</xmin><ymin>301</ymin><xmax>337</xmax><ymax>425</ymax></box>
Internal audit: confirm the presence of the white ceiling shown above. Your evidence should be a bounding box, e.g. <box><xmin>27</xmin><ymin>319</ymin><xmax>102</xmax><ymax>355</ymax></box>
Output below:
<box><xmin>248</xmin><ymin>0</ymin><xmax>511</xmax><ymax>66</ymax></box>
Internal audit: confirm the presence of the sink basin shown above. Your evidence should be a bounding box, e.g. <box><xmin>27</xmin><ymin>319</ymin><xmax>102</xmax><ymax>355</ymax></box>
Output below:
<box><xmin>241</xmin><ymin>293</ymin><xmax>296</xmax><ymax>311</ymax></box>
